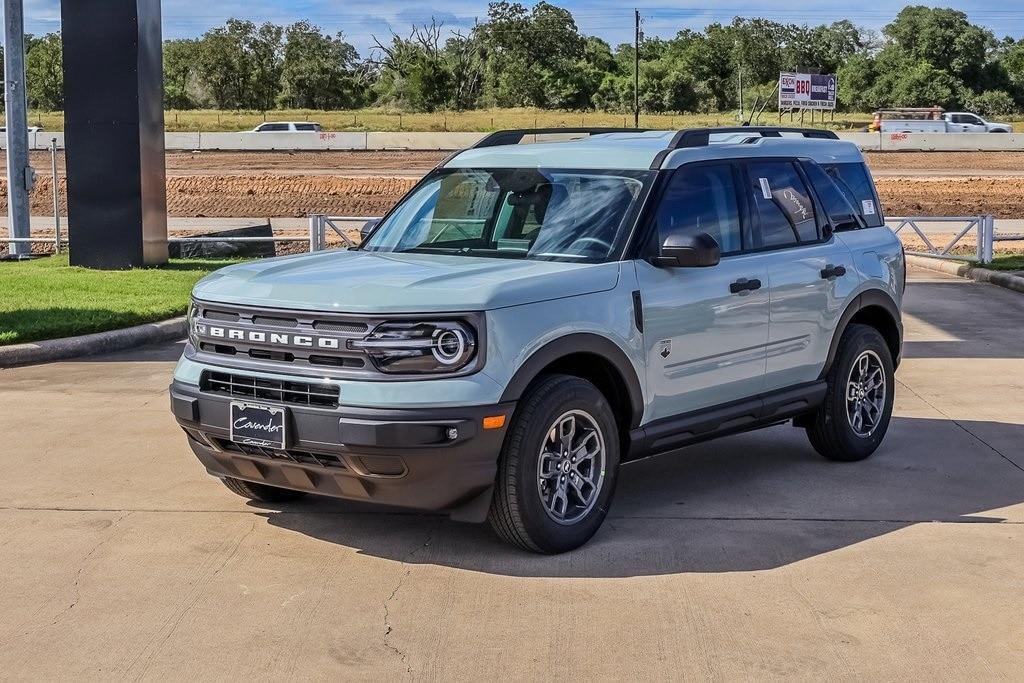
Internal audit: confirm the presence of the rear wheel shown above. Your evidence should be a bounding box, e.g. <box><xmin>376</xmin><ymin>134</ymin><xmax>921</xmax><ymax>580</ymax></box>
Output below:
<box><xmin>221</xmin><ymin>476</ymin><xmax>307</xmax><ymax>503</ymax></box>
<box><xmin>488</xmin><ymin>374</ymin><xmax>620</xmax><ymax>553</ymax></box>
<box><xmin>805</xmin><ymin>324</ymin><xmax>894</xmax><ymax>461</ymax></box>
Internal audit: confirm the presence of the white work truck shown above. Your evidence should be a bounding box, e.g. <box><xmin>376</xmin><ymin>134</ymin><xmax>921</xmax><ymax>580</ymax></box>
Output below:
<box><xmin>870</xmin><ymin>108</ymin><xmax>1012</xmax><ymax>133</ymax></box>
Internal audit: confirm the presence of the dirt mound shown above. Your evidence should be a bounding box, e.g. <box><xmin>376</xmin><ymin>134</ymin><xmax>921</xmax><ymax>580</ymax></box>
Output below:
<box><xmin>874</xmin><ymin>177</ymin><xmax>1024</xmax><ymax>218</ymax></box>
<box><xmin>5</xmin><ymin>172</ymin><xmax>1024</xmax><ymax>227</ymax></box>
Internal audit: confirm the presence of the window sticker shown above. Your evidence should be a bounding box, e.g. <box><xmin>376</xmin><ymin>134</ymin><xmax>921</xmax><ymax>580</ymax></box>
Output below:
<box><xmin>759</xmin><ymin>177</ymin><xmax>772</xmax><ymax>200</ymax></box>
<box><xmin>861</xmin><ymin>199</ymin><xmax>876</xmax><ymax>216</ymax></box>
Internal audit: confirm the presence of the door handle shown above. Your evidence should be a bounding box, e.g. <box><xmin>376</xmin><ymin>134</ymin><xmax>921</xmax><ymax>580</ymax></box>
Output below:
<box><xmin>820</xmin><ymin>264</ymin><xmax>847</xmax><ymax>279</ymax></box>
<box><xmin>729</xmin><ymin>278</ymin><xmax>762</xmax><ymax>294</ymax></box>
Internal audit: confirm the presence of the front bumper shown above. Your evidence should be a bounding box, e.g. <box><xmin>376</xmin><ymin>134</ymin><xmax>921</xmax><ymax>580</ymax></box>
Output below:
<box><xmin>169</xmin><ymin>380</ymin><xmax>514</xmax><ymax>520</ymax></box>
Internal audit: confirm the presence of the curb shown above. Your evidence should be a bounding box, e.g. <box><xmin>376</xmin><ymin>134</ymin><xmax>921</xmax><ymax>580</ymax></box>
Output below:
<box><xmin>0</xmin><ymin>317</ymin><xmax>186</xmax><ymax>368</ymax></box>
<box><xmin>906</xmin><ymin>255</ymin><xmax>1024</xmax><ymax>294</ymax></box>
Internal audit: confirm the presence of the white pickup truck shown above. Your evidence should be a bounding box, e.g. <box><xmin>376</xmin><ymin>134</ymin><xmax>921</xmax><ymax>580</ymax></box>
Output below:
<box><xmin>871</xmin><ymin>109</ymin><xmax>1012</xmax><ymax>133</ymax></box>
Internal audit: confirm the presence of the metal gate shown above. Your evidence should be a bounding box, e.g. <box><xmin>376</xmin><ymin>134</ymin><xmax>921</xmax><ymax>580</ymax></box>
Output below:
<box><xmin>885</xmin><ymin>215</ymin><xmax>994</xmax><ymax>264</ymax></box>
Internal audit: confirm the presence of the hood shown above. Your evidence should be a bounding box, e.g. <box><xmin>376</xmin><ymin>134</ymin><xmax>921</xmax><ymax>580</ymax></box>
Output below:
<box><xmin>192</xmin><ymin>249</ymin><xmax>621</xmax><ymax>313</ymax></box>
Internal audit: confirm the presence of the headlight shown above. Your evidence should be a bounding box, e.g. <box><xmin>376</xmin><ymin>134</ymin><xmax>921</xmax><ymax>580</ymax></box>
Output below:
<box><xmin>186</xmin><ymin>300</ymin><xmax>199</xmax><ymax>349</ymax></box>
<box><xmin>350</xmin><ymin>321</ymin><xmax>477</xmax><ymax>374</ymax></box>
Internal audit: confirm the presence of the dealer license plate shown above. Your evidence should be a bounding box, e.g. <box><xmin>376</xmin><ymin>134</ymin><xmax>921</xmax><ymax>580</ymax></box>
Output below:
<box><xmin>229</xmin><ymin>401</ymin><xmax>286</xmax><ymax>449</ymax></box>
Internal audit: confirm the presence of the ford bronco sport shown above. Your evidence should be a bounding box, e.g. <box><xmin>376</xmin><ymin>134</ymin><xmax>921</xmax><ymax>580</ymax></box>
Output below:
<box><xmin>170</xmin><ymin>127</ymin><xmax>904</xmax><ymax>553</ymax></box>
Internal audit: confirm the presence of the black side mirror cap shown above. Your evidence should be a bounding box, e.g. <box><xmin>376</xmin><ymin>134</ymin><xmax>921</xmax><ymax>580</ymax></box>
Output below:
<box><xmin>651</xmin><ymin>231</ymin><xmax>721</xmax><ymax>268</ymax></box>
<box><xmin>360</xmin><ymin>219</ymin><xmax>380</xmax><ymax>242</ymax></box>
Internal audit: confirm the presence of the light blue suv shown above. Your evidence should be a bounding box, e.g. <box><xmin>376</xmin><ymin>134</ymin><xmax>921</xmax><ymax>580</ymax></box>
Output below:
<box><xmin>170</xmin><ymin>127</ymin><xmax>904</xmax><ymax>553</ymax></box>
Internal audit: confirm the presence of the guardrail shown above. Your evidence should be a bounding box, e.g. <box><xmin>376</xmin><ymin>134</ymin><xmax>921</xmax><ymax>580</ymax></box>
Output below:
<box><xmin>885</xmin><ymin>215</ymin><xmax>994</xmax><ymax>263</ymax></box>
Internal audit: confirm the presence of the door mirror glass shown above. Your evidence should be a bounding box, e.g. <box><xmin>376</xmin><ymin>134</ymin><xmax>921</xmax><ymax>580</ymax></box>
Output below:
<box><xmin>360</xmin><ymin>219</ymin><xmax>380</xmax><ymax>242</ymax></box>
<box><xmin>653</xmin><ymin>231</ymin><xmax>721</xmax><ymax>268</ymax></box>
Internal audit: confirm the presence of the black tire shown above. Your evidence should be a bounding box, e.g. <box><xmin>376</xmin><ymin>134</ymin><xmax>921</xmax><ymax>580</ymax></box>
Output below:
<box><xmin>806</xmin><ymin>324</ymin><xmax>895</xmax><ymax>461</ymax></box>
<box><xmin>221</xmin><ymin>476</ymin><xmax>307</xmax><ymax>503</ymax></box>
<box><xmin>488</xmin><ymin>374</ymin><xmax>620</xmax><ymax>554</ymax></box>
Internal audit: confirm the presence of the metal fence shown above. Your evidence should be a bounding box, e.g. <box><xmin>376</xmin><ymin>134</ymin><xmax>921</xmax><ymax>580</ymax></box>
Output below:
<box><xmin>6</xmin><ymin>213</ymin><xmax>1000</xmax><ymax>265</ymax></box>
<box><xmin>885</xmin><ymin>215</ymin><xmax>994</xmax><ymax>264</ymax></box>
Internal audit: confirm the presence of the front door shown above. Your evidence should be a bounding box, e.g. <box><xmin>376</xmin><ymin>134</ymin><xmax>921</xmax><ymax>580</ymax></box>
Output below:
<box><xmin>634</xmin><ymin>163</ymin><xmax>769</xmax><ymax>422</ymax></box>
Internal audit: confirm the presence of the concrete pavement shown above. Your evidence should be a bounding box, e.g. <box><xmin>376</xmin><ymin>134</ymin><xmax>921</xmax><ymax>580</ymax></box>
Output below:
<box><xmin>1</xmin><ymin>267</ymin><xmax>1023</xmax><ymax>679</ymax></box>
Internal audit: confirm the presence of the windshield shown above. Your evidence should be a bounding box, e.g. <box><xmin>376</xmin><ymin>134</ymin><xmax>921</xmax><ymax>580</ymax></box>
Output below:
<box><xmin>361</xmin><ymin>168</ymin><xmax>651</xmax><ymax>262</ymax></box>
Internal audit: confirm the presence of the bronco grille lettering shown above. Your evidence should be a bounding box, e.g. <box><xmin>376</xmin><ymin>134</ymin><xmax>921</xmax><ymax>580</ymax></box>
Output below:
<box><xmin>197</xmin><ymin>324</ymin><xmax>349</xmax><ymax>350</ymax></box>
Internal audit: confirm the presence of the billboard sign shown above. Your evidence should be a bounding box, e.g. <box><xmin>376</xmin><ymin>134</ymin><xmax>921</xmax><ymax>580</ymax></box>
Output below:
<box><xmin>779</xmin><ymin>72</ymin><xmax>837</xmax><ymax>110</ymax></box>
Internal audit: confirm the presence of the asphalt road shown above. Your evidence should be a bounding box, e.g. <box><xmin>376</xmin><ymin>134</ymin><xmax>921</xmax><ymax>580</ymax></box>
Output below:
<box><xmin>1</xmin><ymin>266</ymin><xmax>1023</xmax><ymax>679</ymax></box>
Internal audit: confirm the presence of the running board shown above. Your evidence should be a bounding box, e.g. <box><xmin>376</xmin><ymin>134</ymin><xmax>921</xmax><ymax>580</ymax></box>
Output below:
<box><xmin>627</xmin><ymin>381</ymin><xmax>827</xmax><ymax>460</ymax></box>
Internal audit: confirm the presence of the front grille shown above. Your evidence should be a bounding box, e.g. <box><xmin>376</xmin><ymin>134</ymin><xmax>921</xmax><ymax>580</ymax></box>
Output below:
<box><xmin>252</xmin><ymin>315</ymin><xmax>297</xmax><ymax>328</ymax></box>
<box><xmin>201</xmin><ymin>371</ymin><xmax>339</xmax><ymax>408</ymax></box>
<box><xmin>214</xmin><ymin>438</ymin><xmax>347</xmax><ymax>469</ymax></box>
<box><xmin>193</xmin><ymin>301</ymin><xmax>379</xmax><ymax>376</ymax></box>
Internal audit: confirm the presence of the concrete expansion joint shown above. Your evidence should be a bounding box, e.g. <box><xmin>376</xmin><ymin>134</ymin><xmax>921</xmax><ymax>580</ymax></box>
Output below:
<box><xmin>381</xmin><ymin>523</ymin><xmax>437</xmax><ymax>678</ymax></box>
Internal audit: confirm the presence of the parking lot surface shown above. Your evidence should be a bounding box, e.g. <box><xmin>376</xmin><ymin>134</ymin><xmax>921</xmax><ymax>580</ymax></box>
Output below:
<box><xmin>1</xmin><ymin>267</ymin><xmax>1023</xmax><ymax>679</ymax></box>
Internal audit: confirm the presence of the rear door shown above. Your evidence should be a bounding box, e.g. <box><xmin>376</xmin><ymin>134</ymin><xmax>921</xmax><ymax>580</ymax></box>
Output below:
<box><xmin>743</xmin><ymin>159</ymin><xmax>854</xmax><ymax>392</ymax></box>
<box><xmin>634</xmin><ymin>162</ymin><xmax>770</xmax><ymax>421</ymax></box>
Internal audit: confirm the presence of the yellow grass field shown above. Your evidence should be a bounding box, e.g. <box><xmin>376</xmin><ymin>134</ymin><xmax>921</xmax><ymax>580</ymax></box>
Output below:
<box><xmin>14</xmin><ymin>107</ymin><xmax>895</xmax><ymax>133</ymax></box>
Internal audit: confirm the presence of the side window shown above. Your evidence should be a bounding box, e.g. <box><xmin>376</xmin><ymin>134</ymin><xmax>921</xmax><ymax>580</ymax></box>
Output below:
<box><xmin>748</xmin><ymin>161</ymin><xmax>818</xmax><ymax>247</ymax></box>
<box><xmin>801</xmin><ymin>162</ymin><xmax>861</xmax><ymax>231</ymax></box>
<box><xmin>294</xmin><ymin>123</ymin><xmax>316</xmax><ymax>131</ymax></box>
<box><xmin>824</xmin><ymin>163</ymin><xmax>883</xmax><ymax>227</ymax></box>
<box><xmin>654</xmin><ymin>164</ymin><xmax>743</xmax><ymax>254</ymax></box>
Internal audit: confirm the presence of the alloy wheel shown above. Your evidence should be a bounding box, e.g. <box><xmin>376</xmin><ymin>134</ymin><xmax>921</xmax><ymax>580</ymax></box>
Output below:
<box><xmin>536</xmin><ymin>410</ymin><xmax>606</xmax><ymax>525</ymax></box>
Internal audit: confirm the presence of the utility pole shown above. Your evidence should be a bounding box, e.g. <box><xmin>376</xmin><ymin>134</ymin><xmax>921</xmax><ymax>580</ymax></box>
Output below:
<box><xmin>633</xmin><ymin>9</ymin><xmax>640</xmax><ymax>129</ymax></box>
<box><xmin>738</xmin><ymin>67</ymin><xmax>744</xmax><ymax>123</ymax></box>
<box><xmin>4</xmin><ymin>0</ymin><xmax>34</xmax><ymax>258</ymax></box>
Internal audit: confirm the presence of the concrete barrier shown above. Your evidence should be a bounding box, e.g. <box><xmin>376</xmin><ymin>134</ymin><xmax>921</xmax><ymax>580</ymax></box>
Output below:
<box><xmin>836</xmin><ymin>132</ymin><xmax>881</xmax><ymax>150</ymax></box>
<box><xmin>366</xmin><ymin>132</ymin><xmax>485</xmax><ymax>150</ymax></box>
<box><xmin>195</xmin><ymin>131</ymin><xmax>368</xmax><ymax>151</ymax></box>
<box><xmin>165</xmin><ymin>132</ymin><xmax>202</xmax><ymax>150</ymax></box>
<box><xmin>6</xmin><ymin>129</ymin><xmax>1023</xmax><ymax>153</ymax></box>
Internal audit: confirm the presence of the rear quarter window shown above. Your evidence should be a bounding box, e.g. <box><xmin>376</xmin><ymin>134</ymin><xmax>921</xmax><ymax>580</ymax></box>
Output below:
<box><xmin>802</xmin><ymin>162</ymin><xmax>863</xmax><ymax>231</ymax></box>
<box><xmin>824</xmin><ymin>162</ymin><xmax>883</xmax><ymax>227</ymax></box>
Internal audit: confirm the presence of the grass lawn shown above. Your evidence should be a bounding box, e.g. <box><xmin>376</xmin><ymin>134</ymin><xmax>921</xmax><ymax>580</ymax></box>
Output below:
<box><xmin>0</xmin><ymin>254</ymin><xmax>240</xmax><ymax>346</ymax></box>
<box><xmin>983</xmin><ymin>255</ymin><xmax>1024</xmax><ymax>271</ymax></box>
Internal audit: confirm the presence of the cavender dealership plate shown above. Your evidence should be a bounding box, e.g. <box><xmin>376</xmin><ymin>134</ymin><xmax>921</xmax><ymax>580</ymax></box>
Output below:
<box><xmin>229</xmin><ymin>401</ymin><xmax>286</xmax><ymax>449</ymax></box>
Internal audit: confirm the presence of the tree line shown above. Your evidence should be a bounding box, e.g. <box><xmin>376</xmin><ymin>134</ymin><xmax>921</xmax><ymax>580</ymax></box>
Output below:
<box><xmin>12</xmin><ymin>2</ymin><xmax>1024</xmax><ymax>117</ymax></box>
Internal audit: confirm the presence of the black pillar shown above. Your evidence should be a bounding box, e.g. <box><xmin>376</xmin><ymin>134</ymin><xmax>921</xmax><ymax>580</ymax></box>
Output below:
<box><xmin>61</xmin><ymin>0</ymin><xmax>168</xmax><ymax>268</ymax></box>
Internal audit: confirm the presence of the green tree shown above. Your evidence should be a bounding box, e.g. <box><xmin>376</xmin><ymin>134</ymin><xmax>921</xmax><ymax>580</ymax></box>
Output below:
<box><xmin>477</xmin><ymin>1</ymin><xmax>586</xmax><ymax>108</ymax></box>
<box><xmin>164</xmin><ymin>39</ymin><xmax>201</xmax><ymax>109</ymax></box>
<box><xmin>197</xmin><ymin>20</ymin><xmax>254</xmax><ymax>109</ymax></box>
<box><xmin>278</xmin><ymin>22</ymin><xmax>365</xmax><ymax>109</ymax></box>
<box><xmin>249</xmin><ymin>23</ymin><xmax>284</xmax><ymax>111</ymax></box>
<box><xmin>969</xmin><ymin>89</ymin><xmax>1016</xmax><ymax>117</ymax></box>
<box><xmin>883</xmin><ymin>6</ymin><xmax>993</xmax><ymax>86</ymax></box>
<box><xmin>26</xmin><ymin>33</ymin><xmax>63</xmax><ymax>110</ymax></box>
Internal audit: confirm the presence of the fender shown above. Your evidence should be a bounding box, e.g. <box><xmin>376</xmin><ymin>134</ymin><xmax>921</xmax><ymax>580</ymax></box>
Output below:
<box><xmin>499</xmin><ymin>333</ymin><xmax>645</xmax><ymax>429</ymax></box>
<box><xmin>821</xmin><ymin>289</ymin><xmax>903</xmax><ymax>378</ymax></box>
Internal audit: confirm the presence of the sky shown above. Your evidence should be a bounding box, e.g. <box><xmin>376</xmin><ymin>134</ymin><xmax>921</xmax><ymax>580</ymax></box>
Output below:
<box><xmin>20</xmin><ymin>0</ymin><xmax>1024</xmax><ymax>55</ymax></box>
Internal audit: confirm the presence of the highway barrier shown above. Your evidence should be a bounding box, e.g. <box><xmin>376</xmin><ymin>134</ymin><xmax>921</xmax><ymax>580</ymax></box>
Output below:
<box><xmin>8</xmin><ymin>130</ymin><xmax>1024</xmax><ymax>153</ymax></box>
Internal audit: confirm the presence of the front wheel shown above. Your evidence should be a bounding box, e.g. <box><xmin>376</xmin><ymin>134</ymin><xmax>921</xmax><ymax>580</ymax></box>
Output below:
<box><xmin>805</xmin><ymin>324</ymin><xmax>895</xmax><ymax>461</ymax></box>
<box><xmin>488</xmin><ymin>374</ymin><xmax>620</xmax><ymax>553</ymax></box>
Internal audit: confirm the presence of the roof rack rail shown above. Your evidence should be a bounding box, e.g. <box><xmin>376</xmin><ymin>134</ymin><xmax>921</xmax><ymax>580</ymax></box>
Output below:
<box><xmin>471</xmin><ymin>127</ymin><xmax>651</xmax><ymax>149</ymax></box>
<box><xmin>666</xmin><ymin>126</ymin><xmax>839</xmax><ymax>150</ymax></box>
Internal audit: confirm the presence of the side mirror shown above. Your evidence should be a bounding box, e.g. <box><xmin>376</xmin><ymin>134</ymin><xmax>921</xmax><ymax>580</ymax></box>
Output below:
<box><xmin>360</xmin><ymin>219</ymin><xmax>380</xmax><ymax>243</ymax></box>
<box><xmin>652</xmin><ymin>231</ymin><xmax>721</xmax><ymax>268</ymax></box>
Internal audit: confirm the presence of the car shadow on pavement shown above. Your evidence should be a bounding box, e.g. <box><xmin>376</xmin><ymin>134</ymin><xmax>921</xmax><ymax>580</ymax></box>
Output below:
<box><xmin>253</xmin><ymin>416</ymin><xmax>1024</xmax><ymax>578</ymax></box>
